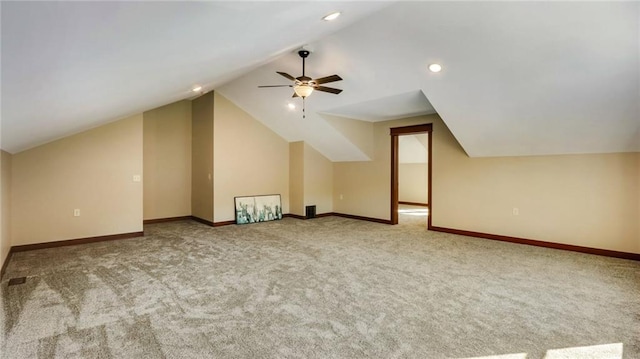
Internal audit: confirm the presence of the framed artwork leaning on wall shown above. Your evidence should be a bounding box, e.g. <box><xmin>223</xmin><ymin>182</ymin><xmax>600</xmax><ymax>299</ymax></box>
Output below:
<box><xmin>234</xmin><ymin>194</ymin><xmax>283</xmax><ymax>224</ymax></box>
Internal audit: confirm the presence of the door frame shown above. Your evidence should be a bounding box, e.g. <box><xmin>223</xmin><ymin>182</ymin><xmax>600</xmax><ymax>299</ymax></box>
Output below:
<box><xmin>390</xmin><ymin>123</ymin><xmax>433</xmax><ymax>227</ymax></box>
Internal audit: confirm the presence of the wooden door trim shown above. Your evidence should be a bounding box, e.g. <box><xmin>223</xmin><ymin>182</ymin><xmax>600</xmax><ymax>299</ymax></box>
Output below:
<box><xmin>390</xmin><ymin>124</ymin><xmax>433</xmax><ymax>227</ymax></box>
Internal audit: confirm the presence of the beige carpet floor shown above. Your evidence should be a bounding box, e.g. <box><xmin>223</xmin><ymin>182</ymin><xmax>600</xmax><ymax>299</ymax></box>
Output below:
<box><xmin>1</xmin><ymin>214</ymin><xmax>639</xmax><ymax>358</ymax></box>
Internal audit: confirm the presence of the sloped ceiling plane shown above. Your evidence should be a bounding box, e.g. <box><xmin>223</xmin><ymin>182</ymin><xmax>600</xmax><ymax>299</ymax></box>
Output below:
<box><xmin>2</xmin><ymin>1</ymin><xmax>638</xmax><ymax>160</ymax></box>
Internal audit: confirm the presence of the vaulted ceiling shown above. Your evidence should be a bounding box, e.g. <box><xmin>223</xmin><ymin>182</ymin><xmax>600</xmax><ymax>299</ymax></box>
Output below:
<box><xmin>2</xmin><ymin>2</ymin><xmax>639</xmax><ymax>159</ymax></box>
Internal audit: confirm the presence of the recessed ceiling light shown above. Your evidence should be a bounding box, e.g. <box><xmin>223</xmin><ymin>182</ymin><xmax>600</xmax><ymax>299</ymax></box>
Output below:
<box><xmin>287</xmin><ymin>103</ymin><xmax>296</xmax><ymax>110</ymax></box>
<box><xmin>428</xmin><ymin>64</ymin><xmax>442</xmax><ymax>73</ymax></box>
<box><xmin>192</xmin><ymin>86</ymin><xmax>202</xmax><ymax>92</ymax></box>
<box><xmin>322</xmin><ymin>11</ymin><xmax>341</xmax><ymax>21</ymax></box>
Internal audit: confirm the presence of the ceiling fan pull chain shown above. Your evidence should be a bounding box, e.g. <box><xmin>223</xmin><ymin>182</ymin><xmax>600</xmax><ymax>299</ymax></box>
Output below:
<box><xmin>303</xmin><ymin>97</ymin><xmax>306</xmax><ymax>119</ymax></box>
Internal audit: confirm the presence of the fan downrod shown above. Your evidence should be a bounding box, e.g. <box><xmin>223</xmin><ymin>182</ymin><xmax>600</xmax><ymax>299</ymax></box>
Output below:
<box><xmin>298</xmin><ymin>50</ymin><xmax>310</xmax><ymax>77</ymax></box>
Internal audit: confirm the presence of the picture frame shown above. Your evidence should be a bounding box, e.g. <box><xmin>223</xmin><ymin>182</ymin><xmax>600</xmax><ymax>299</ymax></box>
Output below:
<box><xmin>234</xmin><ymin>194</ymin><xmax>283</xmax><ymax>225</ymax></box>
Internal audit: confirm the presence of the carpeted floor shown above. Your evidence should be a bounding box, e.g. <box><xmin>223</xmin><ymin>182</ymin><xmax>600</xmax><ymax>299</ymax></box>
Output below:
<box><xmin>1</xmin><ymin>214</ymin><xmax>639</xmax><ymax>358</ymax></box>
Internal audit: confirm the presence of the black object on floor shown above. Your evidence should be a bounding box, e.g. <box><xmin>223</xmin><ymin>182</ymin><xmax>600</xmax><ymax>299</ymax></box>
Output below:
<box><xmin>8</xmin><ymin>277</ymin><xmax>26</xmax><ymax>286</ymax></box>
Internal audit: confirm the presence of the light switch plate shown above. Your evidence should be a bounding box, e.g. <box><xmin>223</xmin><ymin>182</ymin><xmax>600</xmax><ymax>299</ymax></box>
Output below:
<box><xmin>133</xmin><ymin>175</ymin><xmax>141</xmax><ymax>182</ymax></box>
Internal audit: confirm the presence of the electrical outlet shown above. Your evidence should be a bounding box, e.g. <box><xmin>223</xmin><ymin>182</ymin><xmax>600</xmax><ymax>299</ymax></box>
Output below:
<box><xmin>74</xmin><ymin>209</ymin><xmax>80</xmax><ymax>217</ymax></box>
<box><xmin>512</xmin><ymin>207</ymin><xmax>519</xmax><ymax>216</ymax></box>
<box><xmin>133</xmin><ymin>175</ymin><xmax>141</xmax><ymax>182</ymax></box>
<box><xmin>339</xmin><ymin>194</ymin><xmax>344</xmax><ymax>200</ymax></box>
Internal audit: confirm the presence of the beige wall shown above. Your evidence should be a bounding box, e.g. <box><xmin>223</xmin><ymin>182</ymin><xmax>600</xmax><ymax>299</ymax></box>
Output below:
<box><xmin>334</xmin><ymin>116</ymin><xmax>424</xmax><ymax>220</ymax></box>
<box><xmin>430</xmin><ymin>114</ymin><xmax>639</xmax><ymax>254</ymax></box>
<box><xmin>303</xmin><ymin>142</ymin><xmax>333</xmax><ymax>215</ymax></box>
<box><xmin>191</xmin><ymin>92</ymin><xmax>214</xmax><ymax>222</ymax></box>
<box><xmin>334</xmin><ymin>114</ymin><xmax>640</xmax><ymax>254</ymax></box>
<box><xmin>289</xmin><ymin>142</ymin><xmax>304</xmax><ymax>216</ymax></box>
<box><xmin>143</xmin><ymin>100</ymin><xmax>192</xmax><ymax>220</ymax></box>
<box><xmin>289</xmin><ymin>141</ymin><xmax>333</xmax><ymax>217</ymax></box>
<box><xmin>399</xmin><ymin>163</ymin><xmax>427</xmax><ymax>204</ymax></box>
<box><xmin>1</xmin><ymin>151</ymin><xmax>12</xmax><ymax>269</ymax></box>
<box><xmin>213</xmin><ymin>92</ymin><xmax>289</xmax><ymax>222</ymax></box>
<box><xmin>11</xmin><ymin>115</ymin><xmax>143</xmax><ymax>245</ymax></box>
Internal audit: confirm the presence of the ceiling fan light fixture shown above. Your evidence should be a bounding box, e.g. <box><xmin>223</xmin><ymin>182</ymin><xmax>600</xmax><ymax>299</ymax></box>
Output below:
<box><xmin>322</xmin><ymin>11</ymin><xmax>341</xmax><ymax>21</ymax></box>
<box><xmin>294</xmin><ymin>84</ymin><xmax>314</xmax><ymax>98</ymax></box>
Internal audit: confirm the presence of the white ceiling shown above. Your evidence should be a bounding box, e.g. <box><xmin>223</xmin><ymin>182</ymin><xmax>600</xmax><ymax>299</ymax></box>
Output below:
<box><xmin>321</xmin><ymin>90</ymin><xmax>436</xmax><ymax>122</ymax></box>
<box><xmin>0</xmin><ymin>1</ymin><xmax>392</xmax><ymax>153</ymax></box>
<box><xmin>2</xmin><ymin>1</ymin><xmax>639</xmax><ymax>159</ymax></box>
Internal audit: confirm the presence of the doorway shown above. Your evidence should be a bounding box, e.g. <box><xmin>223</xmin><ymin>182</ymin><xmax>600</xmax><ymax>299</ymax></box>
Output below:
<box><xmin>390</xmin><ymin>124</ymin><xmax>432</xmax><ymax>227</ymax></box>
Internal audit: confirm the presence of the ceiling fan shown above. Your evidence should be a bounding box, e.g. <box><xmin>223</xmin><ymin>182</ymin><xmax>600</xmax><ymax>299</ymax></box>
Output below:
<box><xmin>259</xmin><ymin>49</ymin><xmax>343</xmax><ymax>117</ymax></box>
